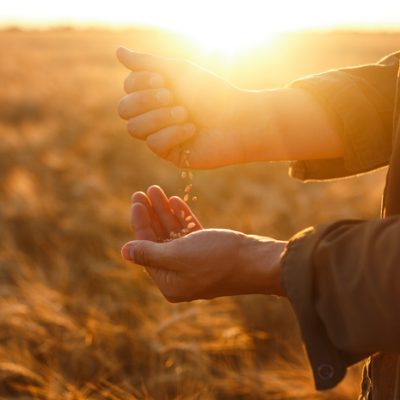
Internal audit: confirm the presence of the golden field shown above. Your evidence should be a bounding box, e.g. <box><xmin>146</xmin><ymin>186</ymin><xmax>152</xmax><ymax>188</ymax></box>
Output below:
<box><xmin>0</xmin><ymin>27</ymin><xmax>399</xmax><ymax>399</ymax></box>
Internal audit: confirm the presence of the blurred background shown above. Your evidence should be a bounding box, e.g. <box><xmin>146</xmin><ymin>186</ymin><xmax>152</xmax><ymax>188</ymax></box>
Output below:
<box><xmin>0</xmin><ymin>1</ymin><xmax>399</xmax><ymax>398</ymax></box>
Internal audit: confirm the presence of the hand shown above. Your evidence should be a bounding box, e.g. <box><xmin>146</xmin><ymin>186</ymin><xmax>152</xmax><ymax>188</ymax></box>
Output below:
<box><xmin>117</xmin><ymin>47</ymin><xmax>280</xmax><ymax>169</ymax></box>
<box><xmin>130</xmin><ymin>185</ymin><xmax>202</xmax><ymax>242</ymax></box>
<box><xmin>122</xmin><ymin>186</ymin><xmax>287</xmax><ymax>301</ymax></box>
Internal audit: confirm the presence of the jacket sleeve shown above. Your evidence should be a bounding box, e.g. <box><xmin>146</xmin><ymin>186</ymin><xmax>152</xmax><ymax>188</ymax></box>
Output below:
<box><xmin>288</xmin><ymin>51</ymin><xmax>399</xmax><ymax>181</ymax></box>
<box><xmin>281</xmin><ymin>216</ymin><xmax>400</xmax><ymax>390</ymax></box>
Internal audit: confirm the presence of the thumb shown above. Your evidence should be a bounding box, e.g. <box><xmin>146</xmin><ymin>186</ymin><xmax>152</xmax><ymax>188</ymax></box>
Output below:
<box><xmin>116</xmin><ymin>47</ymin><xmax>180</xmax><ymax>76</ymax></box>
<box><xmin>121</xmin><ymin>240</ymin><xmax>175</xmax><ymax>270</ymax></box>
<box><xmin>117</xmin><ymin>47</ymin><xmax>163</xmax><ymax>72</ymax></box>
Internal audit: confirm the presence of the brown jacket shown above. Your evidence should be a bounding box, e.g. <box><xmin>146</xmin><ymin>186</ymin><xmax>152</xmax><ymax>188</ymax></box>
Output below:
<box><xmin>281</xmin><ymin>51</ymin><xmax>400</xmax><ymax>399</ymax></box>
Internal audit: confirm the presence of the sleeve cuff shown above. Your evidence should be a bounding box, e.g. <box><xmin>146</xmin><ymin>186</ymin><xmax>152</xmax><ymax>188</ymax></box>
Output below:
<box><xmin>288</xmin><ymin>71</ymin><xmax>391</xmax><ymax>181</ymax></box>
<box><xmin>281</xmin><ymin>225</ymin><xmax>365</xmax><ymax>390</ymax></box>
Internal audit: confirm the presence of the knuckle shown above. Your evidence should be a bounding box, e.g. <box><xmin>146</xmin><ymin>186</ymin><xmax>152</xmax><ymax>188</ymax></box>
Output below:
<box><xmin>123</xmin><ymin>75</ymin><xmax>134</xmax><ymax>92</ymax></box>
<box><xmin>127</xmin><ymin>120</ymin><xmax>136</xmax><ymax>135</ymax></box>
<box><xmin>169</xmin><ymin>106</ymin><xmax>187</xmax><ymax>123</ymax></box>
<box><xmin>118</xmin><ymin>98</ymin><xmax>128</xmax><ymax>119</ymax></box>
<box><xmin>142</xmin><ymin>114</ymin><xmax>161</xmax><ymax>135</ymax></box>
<box><xmin>122</xmin><ymin>93</ymin><xmax>150</xmax><ymax>118</ymax></box>
<box><xmin>139</xmin><ymin>95</ymin><xmax>149</xmax><ymax>108</ymax></box>
<box><xmin>154</xmin><ymin>108</ymin><xmax>171</xmax><ymax>127</ymax></box>
<box><xmin>135</xmin><ymin>92</ymin><xmax>152</xmax><ymax>109</ymax></box>
<box><xmin>150</xmin><ymin>73</ymin><xmax>164</xmax><ymax>87</ymax></box>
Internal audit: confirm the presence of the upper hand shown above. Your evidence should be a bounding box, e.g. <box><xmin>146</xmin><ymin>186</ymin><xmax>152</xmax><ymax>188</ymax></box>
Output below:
<box><xmin>117</xmin><ymin>47</ymin><xmax>264</xmax><ymax>169</ymax></box>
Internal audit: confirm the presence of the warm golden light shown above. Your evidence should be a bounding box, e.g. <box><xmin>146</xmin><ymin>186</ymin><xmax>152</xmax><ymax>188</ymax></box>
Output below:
<box><xmin>169</xmin><ymin>2</ymin><xmax>280</xmax><ymax>56</ymax></box>
<box><xmin>176</xmin><ymin>18</ymin><xmax>277</xmax><ymax>56</ymax></box>
<box><xmin>1</xmin><ymin>0</ymin><xmax>400</xmax><ymax>58</ymax></box>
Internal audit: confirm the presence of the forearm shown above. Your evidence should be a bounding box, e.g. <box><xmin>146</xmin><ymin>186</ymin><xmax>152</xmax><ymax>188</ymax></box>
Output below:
<box><xmin>285</xmin><ymin>57</ymin><xmax>398</xmax><ymax>179</ymax></box>
<box><xmin>246</xmin><ymin>54</ymin><xmax>398</xmax><ymax>169</ymax></box>
<box><xmin>240</xmin><ymin>88</ymin><xmax>344</xmax><ymax>163</ymax></box>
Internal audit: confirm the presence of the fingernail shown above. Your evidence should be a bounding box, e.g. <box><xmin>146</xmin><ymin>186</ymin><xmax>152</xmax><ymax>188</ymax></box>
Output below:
<box><xmin>117</xmin><ymin>47</ymin><xmax>129</xmax><ymax>60</ymax></box>
<box><xmin>121</xmin><ymin>243</ymin><xmax>134</xmax><ymax>261</ymax></box>
<box><xmin>116</xmin><ymin>47</ymin><xmax>125</xmax><ymax>58</ymax></box>
<box><xmin>149</xmin><ymin>75</ymin><xmax>164</xmax><ymax>87</ymax></box>
<box><xmin>155</xmin><ymin>89</ymin><xmax>171</xmax><ymax>105</ymax></box>
<box><xmin>170</xmin><ymin>106</ymin><xmax>187</xmax><ymax>121</ymax></box>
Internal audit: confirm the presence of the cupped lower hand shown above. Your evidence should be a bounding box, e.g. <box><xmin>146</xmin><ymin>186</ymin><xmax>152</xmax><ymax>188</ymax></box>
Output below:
<box><xmin>117</xmin><ymin>47</ymin><xmax>274</xmax><ymax>169</ymax></box>
<box><xmin>130</xmin><ymin>185</ymin><xmax>202</xmax><ymax>242</ymax></box>
<box><xmin>123</xmin><ymin>186</ymin><xmax>287</xmax><ymax>301</ymax></box>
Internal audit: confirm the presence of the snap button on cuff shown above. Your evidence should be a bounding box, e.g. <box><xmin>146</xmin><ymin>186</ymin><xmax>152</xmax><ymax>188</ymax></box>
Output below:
<box><xmin>317</xmin><ymin>364</ymin><xmax>334</xmax><ymax>380</ymax></box>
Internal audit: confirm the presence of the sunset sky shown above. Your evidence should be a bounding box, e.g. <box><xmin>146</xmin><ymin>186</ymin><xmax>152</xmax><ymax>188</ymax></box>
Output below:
<box><xmin>2</xmin><ymin>1</ymin><xmax>399</xmax><ymax>53</ymax></box>
<box><xmin>2</xmin><ymin>1</ymin><xmax>399</xmax><ymax>29</ymax></box>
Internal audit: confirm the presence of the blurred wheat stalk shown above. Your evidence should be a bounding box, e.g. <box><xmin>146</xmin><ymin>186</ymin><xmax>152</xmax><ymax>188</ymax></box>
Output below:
<box><xmin>1</xmin><ymin>27</ymin><xmax>396</xmax><ymax>398</ymax></box>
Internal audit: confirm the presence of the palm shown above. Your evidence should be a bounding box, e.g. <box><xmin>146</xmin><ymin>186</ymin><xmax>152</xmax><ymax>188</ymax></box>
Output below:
<box><xmin>130</xmin><ymin>185</ymin><xmax>202</xmax><ymax>242</ymax></box>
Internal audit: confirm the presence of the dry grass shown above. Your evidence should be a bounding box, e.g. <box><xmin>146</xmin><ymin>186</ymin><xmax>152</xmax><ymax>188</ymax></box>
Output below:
<box><xmin>0</xmin><ymin>27</ymin><xmax>398</xmax><ymax>399</ymax></box>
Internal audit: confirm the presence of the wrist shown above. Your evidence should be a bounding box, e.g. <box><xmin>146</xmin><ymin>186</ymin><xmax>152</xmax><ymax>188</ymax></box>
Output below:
<box><xmin>238</xmin><ymin>234</ymin><xmax>287</xmax><ymax>296</ymax></box>
<box><xmin>231</xmin><ymin>89</ymin><xmax>286</xmax><ymax>164</ymax></box>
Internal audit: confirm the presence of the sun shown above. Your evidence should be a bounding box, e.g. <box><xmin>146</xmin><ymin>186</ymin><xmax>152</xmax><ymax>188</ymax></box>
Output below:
<box><xmin>167</xmin><ymin>2</ymin><xmax>283</xmax><ymax>57</ymax></box>
<box><xmin>181</xmin><ymin>21</ymin><xmax>277</xmax><ymax>57</ymax></box>
<box><xmin>180</xmin><ymin>18</ymin><xmax>278</xmax><ymax>56</ymax></box>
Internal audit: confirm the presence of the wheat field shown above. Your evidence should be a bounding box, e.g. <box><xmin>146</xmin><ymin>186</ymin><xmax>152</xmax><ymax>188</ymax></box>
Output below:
<box><xmin>0</xmin><ymin>27</ymin><xmax>399</xmax><ymax>399</ymax></box>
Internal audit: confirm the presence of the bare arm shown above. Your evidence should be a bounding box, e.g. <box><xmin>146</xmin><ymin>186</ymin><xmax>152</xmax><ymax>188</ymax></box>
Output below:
<box><xmin>117</xmin><ymin>48</ymin><xmax>343</xmax><ymax>169</ymax></box>
<box><xmin>233</xmin><ymin>87</ymin><xmax>343</xmax><ymax>163</ymax></box>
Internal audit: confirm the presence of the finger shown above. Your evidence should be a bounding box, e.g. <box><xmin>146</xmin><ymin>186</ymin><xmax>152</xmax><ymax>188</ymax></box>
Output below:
<box><xmin>146</xmin><ymin>124</ymin><xmax>196</xmax><ymax>159</ymax></box>
<box><xmin>117</xmin><ymin>47</ymin><xmax>179</xmax><ymax>75</ymax></box>
<box><xmin>146</xmin><ymin>185</ymin><xmax>181</xmax><ymax>235</ymax></box>
<box><xmin>169</xmin><ymin>196</ymin><xmax>203</xmax><ymax>231</ymax></box>
<box><xmin>126</xmin><ymin>106</ymin><xmax>188</xmax><ymax>139</ymax></box>
<box><xmin>121</xmin><ymin>239</ymin><xmax>180</xmax><ymax>271</ymax></box>
<box><xmin>118</xmin><ymin>89</ymin><xmax>173</xmax><ymax>120</ymax></box>
<box><xmin>131</xmin><ymin>192</ymin><xmax>164</xmax><ymax>240</ymax></box>
<box><xmin>124</xmin><ymin>71</ymin><xmax>165</xmax><ymax>93</ymax></box>
<box><xmin>131</xmin><ymin>192</ymin><xmax>164</xmax><ymax>239</ymax></box>
<box><xmin>131</xmin><ymin>203</ymin><xmax>158</xmax><ymax>241</ymax></box>
<box><xmin>131</xmin><ymin>191</ymin><xmax>150</xmax><ymax>205</ymax></box>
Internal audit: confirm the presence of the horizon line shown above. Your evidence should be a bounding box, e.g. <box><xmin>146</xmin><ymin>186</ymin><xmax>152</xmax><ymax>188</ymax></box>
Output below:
<box><xmin>1</xmin><ymin>21</ymin><xmax>400</xmax><ymax>34</ymax></box>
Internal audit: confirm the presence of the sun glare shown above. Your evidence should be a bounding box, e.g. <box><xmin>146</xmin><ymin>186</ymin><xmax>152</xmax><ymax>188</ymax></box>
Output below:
<box><xmin>181</xmin><ymin>22</ymin><xmax>277</xmax><ymax>56</ymax></box>
<box><xmin>177</xmin><ymin>20</ymin><xmax>278</xmax><ymax>56</ymax></box>
<box><xmin>2</xmin><ymin>0</ymin><xmax>400</xmax><ymax>58</ymax></box>
<box><xmin>168</xmin><ymin>3</ymin><xmax>281</xmax><ymax>56</ymax></box>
